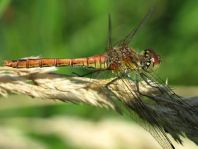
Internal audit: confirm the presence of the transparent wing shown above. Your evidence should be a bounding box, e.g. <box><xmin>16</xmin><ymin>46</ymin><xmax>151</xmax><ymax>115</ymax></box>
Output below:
<box><xmin>107</xmin><ymin>14</ymin><xmax>113</xmax><ymax>50</ymax></box>
<box><xmin>139</xmin><ymin>71</ymin><xmax>195</xmax><ymax>112</ymax></box>
<box><xmin>138</xmin><ymin>71</ymin><xmax>198</xmax><ymax>140</ymax></box>
<box><xmin>114</xmin><ymin>6</ymin><xmax>155</xmax><ymax>47</ymax></box>
<box><xmin>117</xmin><ymin>75</ymin><xmax>176</xmax><ymax>149</ymax></box>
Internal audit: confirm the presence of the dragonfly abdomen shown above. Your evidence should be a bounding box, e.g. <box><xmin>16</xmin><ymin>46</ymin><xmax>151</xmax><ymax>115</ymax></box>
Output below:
<box><xmin>4</xmin><ymin>55</ymin><xmax>109</xmax><ymax>69</ymax></box>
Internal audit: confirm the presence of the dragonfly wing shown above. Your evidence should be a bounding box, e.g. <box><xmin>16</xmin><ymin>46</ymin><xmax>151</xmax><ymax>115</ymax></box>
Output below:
<box><xmin>113</xmin><ymin>5</ymin><xmax>155</xmax><ymax>47</ymax></box>
<box><xmin>138</xmin><ymin>71</ymin><xmax>198</xmax><ymax>143</ymax></box>
<box><xmin>107</xmin><ymin>14</ymin><xmax>113</xmax><ymax>50</ymax></box>
<box><xmin>112</xmin><ymin>75</ymin><xmax>176</xmax><ymax>149</ymax></box>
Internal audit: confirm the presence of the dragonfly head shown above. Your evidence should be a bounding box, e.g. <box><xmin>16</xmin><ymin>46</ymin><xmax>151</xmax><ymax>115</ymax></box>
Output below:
<box><xmin>141</xmin><ymin>48</ymin><xmax>161</xmax><ymax>72</ymax></box>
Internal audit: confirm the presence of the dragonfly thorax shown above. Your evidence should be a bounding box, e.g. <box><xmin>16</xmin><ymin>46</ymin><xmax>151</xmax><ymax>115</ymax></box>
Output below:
<box><xmin>107</xmin><ymin>47</ymin><xmax>140</xmax><ymax>71</ymax></box>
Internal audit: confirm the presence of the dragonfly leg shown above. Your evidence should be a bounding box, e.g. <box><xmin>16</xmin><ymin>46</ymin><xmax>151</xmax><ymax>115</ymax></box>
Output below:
<box><xmin>139</xmin><ymin>72</ymin><xmax>180</xmax><ymax>103</ymax></box>
<box><xmin>138</xmin><ymin>73</ymin><xmax>191</xmax><ymax>107</ymax></box>
<box><xmin>105</xmin><ymin>77</ymin><xmax>120</xmax><ymax>88</ymax></box>
<box><xmin>72</xmin><ymin>69</ymin><xmax>107</xmax><ymax>77</ymax></box>
<box><xmin>134</xmin><ymin>73</ymin><xmax>147</xmax><ymax>96</ymax></box>
<box><xmin>140</xmin><ymin>72</ymin><xmax>180</xmax><ymax>101</ymax></box>
<box><xmin>133</xmin><ymin>73</ymin><xmax>164</xmax><ymax>103</ymax></box>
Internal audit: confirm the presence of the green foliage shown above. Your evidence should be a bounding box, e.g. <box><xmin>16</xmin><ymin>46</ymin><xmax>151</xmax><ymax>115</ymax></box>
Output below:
<box><xmin>28</xmin><ymin>133</ymin><xmax>79</xmax><ymax>149</ymax></box>
<box><xmin>0</xmin><ymin>0</ymin><xmax>10</xmax><ymax>17</ymax></box>
<box><xmin>0</xmin><ymin>103</ymin><xmax>117</xmax><ymax>120</ymax></box>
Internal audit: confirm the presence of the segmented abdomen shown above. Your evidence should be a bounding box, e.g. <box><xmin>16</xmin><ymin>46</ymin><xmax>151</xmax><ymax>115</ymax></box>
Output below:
<box><xmin>4</xmin><ymin>54</ymin><xmax>109</xmax><ymax>70</ymax></box>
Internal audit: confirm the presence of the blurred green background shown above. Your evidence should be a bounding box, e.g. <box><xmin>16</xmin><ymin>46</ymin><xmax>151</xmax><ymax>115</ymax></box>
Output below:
<box><xmin>0</xmin><ymin>0</ymin><xmax>197</xmax><ymax>149</ymax></box>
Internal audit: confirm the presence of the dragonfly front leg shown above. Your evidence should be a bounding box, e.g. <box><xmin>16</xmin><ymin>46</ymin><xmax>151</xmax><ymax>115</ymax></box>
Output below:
<box><xmin>140</xmin><ymin>72</ymin><xmax>172</xmax><ymax>97</ymax></box>
<box><xmin>134</xmin><ymin>73</ymin><xmax>162</xmax><ymax>103</ymax></box>
<box><xmin>135</xmin><ymin>73</ymin><xmax>182</xmax><ymax>106</ymax></box>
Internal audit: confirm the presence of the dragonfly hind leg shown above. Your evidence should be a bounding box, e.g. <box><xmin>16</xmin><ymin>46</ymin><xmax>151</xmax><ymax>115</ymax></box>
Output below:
<box><xmin>72</xmin><ymin>69</ymin><xmax>108</xmax><ymax>77</ymax></box>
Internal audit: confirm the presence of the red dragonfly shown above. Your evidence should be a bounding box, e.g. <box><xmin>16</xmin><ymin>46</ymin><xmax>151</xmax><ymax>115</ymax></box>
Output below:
<box><xmin>5</xmin><ymin>7</ymin><xmax>193</xmax><ymax>149</ymax></box>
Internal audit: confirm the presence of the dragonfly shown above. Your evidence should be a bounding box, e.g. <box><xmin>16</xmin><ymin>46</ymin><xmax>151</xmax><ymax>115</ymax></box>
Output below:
<box><xmin>5</xmin><ymin>7</ymin><xmax>194</xmax><ymax>149</ymax></box>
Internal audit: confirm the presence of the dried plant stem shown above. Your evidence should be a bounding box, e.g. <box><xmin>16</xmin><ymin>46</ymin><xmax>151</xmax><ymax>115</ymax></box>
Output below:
<box><xmin>0</xmin><ymin>67</ymin><xmax>151</xmax><ymax>109</ymax></box>
<box><xmin>0</xmin><ymin>67</ymin><xmax>115</xmax><ymax>109</ymax></box>
<box><xmin>0</xmin><ymin>66</ymin><xmax>197</xmax><ymax>109</ymax></box>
